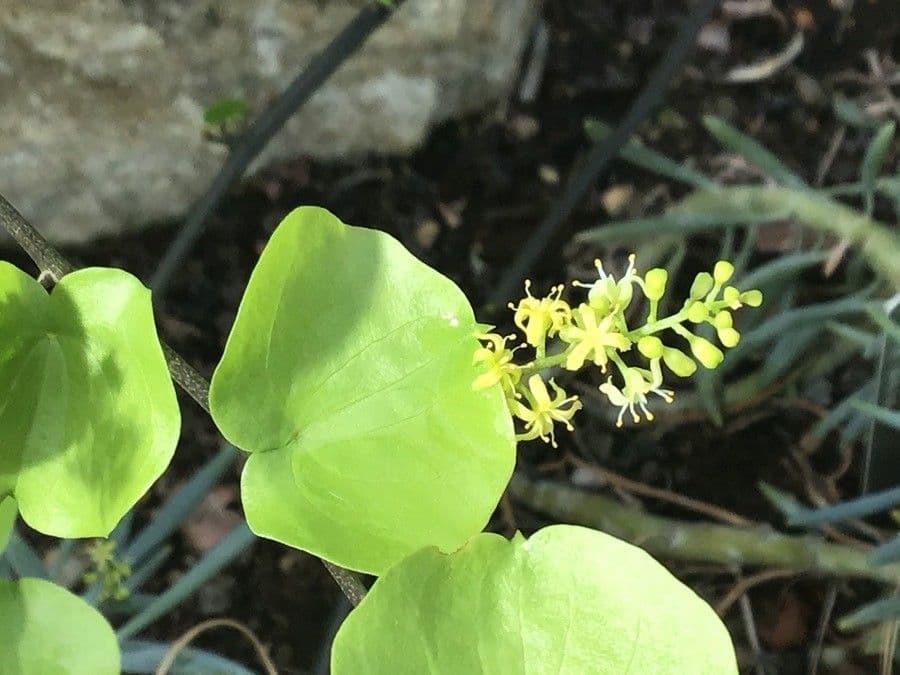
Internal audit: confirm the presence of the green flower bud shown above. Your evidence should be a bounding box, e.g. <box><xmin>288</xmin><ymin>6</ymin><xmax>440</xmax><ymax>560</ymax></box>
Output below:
<box><xmin>662</xmin><ymin>346</ymin><xmax>697</xmax><ymax>377</ymax></box>
<box><xmin>689</xmin><ymin>335</ymin><xmax>724</xmax><ymax>369</ymax></box>
<box><xmin>689</xmin><ymin>272</ymin><xmax>714</xmax><ymax>300</ymax></box>
<box><xmin>643</xmin><ymin>268</ymin><xmax>668</xmax><ymax>301</ymax></box>
<box><xmin>713</xmin><ymin>311</ymin><xmax>733</xmax><ymax>329</ymax></box>
<box><xmin>713</xmin><ymin>260</ymin><xmax>734</xmax><ymax>284</ymax></box>
<box><xmin>687</xmin><ymin>301</ymin><xmax>708</xmax><ymax>323</ymax></box>
<box><xmin>638</xmin><ymin>335</ymin><xmax>664</xmax><ymax>359</ymax></box>
<box><xmin>717</xmin><ymin>327</ymin><xmax>740</xmax><ymax>348</ymax></box>
<box><xmin>741</xmin><ymin>289</ymin><xmax>763</xmax><ymax>307</ymax></box>
<box><xmin>723</xmin><ymin>286</ymin><xmax>741</xmax><ymax>308</ymax></box>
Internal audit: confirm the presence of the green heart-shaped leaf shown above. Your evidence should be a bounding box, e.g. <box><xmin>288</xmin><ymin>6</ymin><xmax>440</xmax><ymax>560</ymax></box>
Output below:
<box><xmin>210</xmin><ymin>207</ymin><xmax>515</xmax><ymax>574</ymax></box>
<box><xmin>0</xmin><ymin>496</ymin><xmax>15</xmax><ymax>553</ymax></box>
<box><xmin>0</xmin><ymin>577</ymin><xmax>119</xmax><ymax>674</ymax></box>
<box><xmin>0</xmin><ymin>263</ymin><xmax>180</xmax><ymax>537</ymax></box>
<box><xmin>332</xmin><ymin>525</ymin><xmax>737</xmax><ymax>674</ymax></box>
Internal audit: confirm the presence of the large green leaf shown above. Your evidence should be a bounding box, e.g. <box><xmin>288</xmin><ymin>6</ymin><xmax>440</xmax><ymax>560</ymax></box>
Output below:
<box><xmin>210</xmin><ymin>207</ymin><xmax>515</xmax><ymax>574</ymax></box>
<box><xmin>0</xmin><ymin>264</ymin><xmax>180</xmax><ymax>537</ymax></box>
<box><xmin>332</xmin><ymin>525</ymin><xmax>737</xmax><ymax>674</ymax></box>
<box><xmin>0</xmin><ymin>496</ymin><xmax>15</xmax><ymax>553</ymax></box>
<box><xmin>0</xmin><ymin>577</ymin><xmax>119</xmax><ymax>674</ymax></box>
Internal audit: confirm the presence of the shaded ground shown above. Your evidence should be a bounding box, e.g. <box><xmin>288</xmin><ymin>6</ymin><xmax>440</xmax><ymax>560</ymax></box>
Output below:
<box><xmin>7</xmin><ymin>1</ymin><xmax>899</xmax><ymax>673</ymax></box>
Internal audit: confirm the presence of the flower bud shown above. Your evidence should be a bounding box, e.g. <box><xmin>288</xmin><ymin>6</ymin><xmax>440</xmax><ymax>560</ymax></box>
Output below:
<box><xmin>713</xmin><ymin>260</ymin><xmax>734</xmax><ymax>284</ymax></box>
<box><xmin>689</xmin><ymin>335</ymin><xmax>724</xmax><ymax>369</ymax></box>
<box><xmin>717</xmin><ymin>327</ymin><xmax>740</xmax><ymax>348</ymax></box>
<box><xmin>713</xmin><ymin>311</ymin><xmax>733</xmax><ymax>329</ymax></box>
<box><xmin>741</xmin><ymin>289</ymin><xmax>763</xmax><ymax>307</ymax></box>
<box><xmin>638</xmin><ymin>335</ymin><xmax>664</xmax><ymax>359</ymax></box>
<box><xmin>687</xmin><ymin>301</ymin><xmax>708</xmax><ymax>324</ymax></box>
<box><xmin>689</xmin><ymin>272</ymin><xmax>714</xmax><ymax>300</ymax></box>
<box><xmin>723</xmin><ymin>286</ymin><xmax>741</xmax><ymax>308</ymax></box>
<box><xmin>643</xmin><ymin>268</ymin><xmax>668</xmax><ymax>301</ymax></box>
<box><xmin>662</xmin><ymin>346</ymin><xmax>697</xmax><ymax>377</ymax></box>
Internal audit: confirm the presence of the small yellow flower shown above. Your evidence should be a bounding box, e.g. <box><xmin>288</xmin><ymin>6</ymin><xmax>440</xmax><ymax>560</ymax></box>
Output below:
<box><xmin>574</xmin><ymin>255</ymin><xmax>639</xmax><ymax>312</ymax></box>
<box><xmin>598</xmin><ymin>361</ymin><xmax>674</xmax><ymax>428</ymax></box>
<box><xmin>83</xmin><ymin>539</ymin><xmax>132</xmax><ymax>603</ymax></box>
<box><xmin>559</xmin><ymin>304</ymin><xmax>631</xmax><ymax>372</ymax></box>
<box><xmin>472</xmin><ymin>332</ymin><xmax>521</xmax><ymax>392</ymax></box>
<box><xmin>508</xmin><ymin>281</ymin><xmax>571</xmax><ymax>351</ymax></box>
<box><xmin>511</xmin><ymin>374</ymin><xmax>581</xmax><ymax>447</ymax></box>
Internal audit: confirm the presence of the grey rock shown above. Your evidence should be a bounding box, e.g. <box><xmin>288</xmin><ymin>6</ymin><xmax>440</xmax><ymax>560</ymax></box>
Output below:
<box><xmin>0</xmin><ymin>1</ymin><xmax>536</xmax><ymax>243</ymax></box>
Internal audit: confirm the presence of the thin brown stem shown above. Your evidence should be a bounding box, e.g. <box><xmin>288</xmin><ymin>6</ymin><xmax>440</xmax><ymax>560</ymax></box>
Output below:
<box><xmin>0</xmin><ymin>195</ymin><xmax>73</xmax><ymax>278</ymax></box>
<box><xmin>156</xmin><ymin>618</ymin><xmax>278</xmax><ymax>675</ymax></box>
<box><xmin>714</xmin><ymin>568</ymin><xmax>796</xmax><ymax>616</ymax></box>
<box><xmin>324</xmin><ymin>561</ymin><xmax>367</xmax><ymax>607</ymax></box>
<box><xmin>162</xmin><ymin>344</ymin><xmax>211</xmax><ymax>413</ymax></box>
<box><xmin>566</xmin><ymin>453</ymin><xmax>754</xmax><ymax>527</ymax></box>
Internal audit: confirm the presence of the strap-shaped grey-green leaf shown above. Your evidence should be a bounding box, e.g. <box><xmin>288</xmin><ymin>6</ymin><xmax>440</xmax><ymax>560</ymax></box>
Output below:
<box><xmin>860</xmin><ymin>121</ymin><xmax>896</xmax><ymax>213</ymax></box>
<box><xmin>0</xmin><ymin>577</ymin><xmax>120</xmax><ymax>674</ymax></box>
<box><xmin>702</xmin><ymin>115</ymin><xmax>806</xmax><ymax>188</ymax></box>
<box><xmin>0</xmin><ymin>496</ymin><xmax>15</xmax><ymax>553</ymax></box>
<box><xmin>332</xmin><ymin>525</ymin><xmax>737</xmax><ymax>674</ymax></box>
<box><xmin>210</xmin><ymin>207</ymin><xmax>515</xmax><ymax>574</ymax></box>
<box><xmin>0</xmin><ymin>264</ymin><xmax>180</xmax><ymax>537</ymax></box>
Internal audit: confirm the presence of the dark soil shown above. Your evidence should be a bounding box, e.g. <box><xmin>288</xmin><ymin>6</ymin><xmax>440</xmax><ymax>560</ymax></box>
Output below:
<box><xmin>7</xmin><ymin>1</ymin><xmax>899</xmax><ymax>673</ymax></box>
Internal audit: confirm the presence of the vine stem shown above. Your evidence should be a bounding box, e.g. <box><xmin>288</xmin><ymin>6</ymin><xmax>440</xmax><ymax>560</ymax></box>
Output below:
<box><xmin>0</xmin><ymin>192</ymin><xmax>368</xmax><ymax>607</ymax></box>
<box><xmin>520</xmin><ymin>350</ymin><xmax>569</xmax><ymax>375</ymax></box>
<box><xmin>149</xmin><ymin>0</ymin><xmax>405</xmax><ymax>300</ymax></box>
<box><xmin>672</xmin><ymin>186</ymin><xmax>900</xmax><ymax>290</ymax></box>
<box><xmin>631</xmin><ymin>309</ymin><xmax>690</xmax><ymax>337</ymax></box>
<box><xmin>508</xmin><ymin>474</ymin><xmax>900</xmax><ymax>583</ymax></box>
<box><xmin>516</xmin><ymin>306</ymin><xmax>690</xmax><ymax>380</ymax></box>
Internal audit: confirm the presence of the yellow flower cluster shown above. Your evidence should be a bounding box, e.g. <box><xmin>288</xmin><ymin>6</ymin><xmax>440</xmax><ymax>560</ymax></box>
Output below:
<box><xmin>82</xmin><ymin>539</ymin><xmax>132</xmax><ymax>602</ymax></box>
<box><xmin>474</xmin><ymin>256</ymin><xmax>762</xmax><ymax>445</ymax></box>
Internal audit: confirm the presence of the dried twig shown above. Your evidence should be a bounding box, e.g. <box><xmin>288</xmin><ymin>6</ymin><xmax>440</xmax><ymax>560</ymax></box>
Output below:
<box><xmin>740</xmin><ymin>593</ymin><xmax>768</xmax><ymax>675</ymax></box>
<box><xmin>715</xmin><ymin>568</ymin><xmax>796</xmax><ymax>616</ymax></box>
<box><xmin>156</xmin><ymin>618</ymin><xmax>278</xmax><ymax>675</ymax></box>
<box><xmin>808</xmin><ymin>583</ymin><xmax>838</xmax><ymax>675</ymax></box>
<box><xmin>566</xmin><ymin>453</ymin><xmax>755</xmax><ymax>528</ymax></box>
<box><xmin>722</xmin><ymin>31</ymin><xmax>804</xmax><ymax>84</ymax></box>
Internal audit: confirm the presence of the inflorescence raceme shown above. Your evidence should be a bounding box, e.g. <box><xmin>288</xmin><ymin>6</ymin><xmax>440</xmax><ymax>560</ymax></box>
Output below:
<box><xmin>82</xmin><ymin>539</ymin><xmax>132</xmax><ymax>602</ymax></box>
<box><xmin>474</xmin><ymin>256</ymin><xmax>763</xmax><ymax>445</ymax></box>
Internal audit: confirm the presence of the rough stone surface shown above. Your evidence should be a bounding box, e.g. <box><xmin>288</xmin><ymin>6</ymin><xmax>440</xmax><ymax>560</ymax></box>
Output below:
<box><xmin>0</xmin><ymin>1</ymin><xmax>536</xmax><ymax>243</ymax></box>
